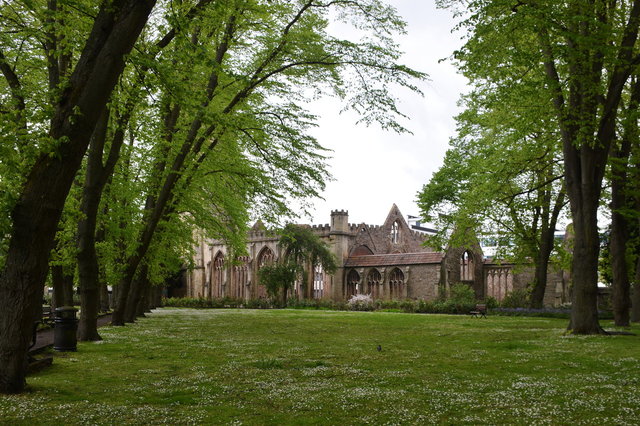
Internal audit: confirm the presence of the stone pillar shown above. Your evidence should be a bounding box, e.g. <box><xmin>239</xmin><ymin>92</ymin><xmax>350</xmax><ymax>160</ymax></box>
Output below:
<box><xmin>329</xmin><ymin>210</ymin><xmax>350</xmax><ymax>301</ymax></box>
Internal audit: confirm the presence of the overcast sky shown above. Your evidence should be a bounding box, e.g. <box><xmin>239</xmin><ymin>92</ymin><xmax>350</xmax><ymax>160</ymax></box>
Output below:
<box><xmin>304</xmin><ymin>0</ymin><xmax>468</xmax><ymax>226</ymax></box>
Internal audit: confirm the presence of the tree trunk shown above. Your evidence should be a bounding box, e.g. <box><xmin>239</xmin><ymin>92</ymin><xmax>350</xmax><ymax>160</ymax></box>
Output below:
<box><xmin>610</xmin><ymin>77</ymin><xmax>638</xmax><ymax>326</ymax></box>
<box><xmin>610</xmin><ymin>163</ymin><xmax>631</xmax><ymax>326</ymax></box>
<box><xmin>529</xmin><ymin>257</ymin><xmax>550</xmax><ymax>309</ymax></box>
<box><xmin>539</xmin><ymin>0</ymin><xmax>640</xmax><ymax>334</ymax></box>
<box><xmin>631</xmin><ymin>242</ymin><xmax>640</xmax><ymax>322</ymax></box>
<box><xmin>51</xmin><ymin>265</ymin><xmax>74</xmax><ymax>309</ymax></box>
<box><xmin>124</xmin><ymin>265</ymin><xmax>149</xmax><ymax>322</ymax></box>
<box><xmin>530</xmin><ymin>183</ymin><xmax>565</xmax><ymax>309</ymax></box>
<box><xmin>141</xmin><ymin>284</ymin><xmax>154</xmax><ymax>313</ymax></box>
<box><xmin>77</xmin><ymin>109</ymin><xmax>110</xmax><ymax>341</ymax></box>
<box><xmin>567</xmin><ymin>200</ymin><xmax>606</xmax><ymax>334</ymax></box>
<box><xmin>0</xmin><ymin>0</ymin><xmax>156</xmax><ymax>394</ymax></box>
<box><xmin>100</xmin><ymin>283</ymin><xmax>110</xmax><ymax>312</ymax></box>
<box><xmin>153</xmin><ymin>286</ymin><xmax>163</xmax><ymax>309</ymax></box>
<box><xmin>135</xmin><ymin>284</ymin><xmax>151</xmax><ymax>317</ymax></box>
<box><xmin>111</xmin><ymin>260</ymin><xmax>139</xmax><ymax>326</ymax></box>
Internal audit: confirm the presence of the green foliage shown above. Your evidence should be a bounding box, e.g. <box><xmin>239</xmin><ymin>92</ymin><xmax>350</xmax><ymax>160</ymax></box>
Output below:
<box><xmin>257</xmin><ymin>263</ymin><xmax>298</xmax><ymax>302</ymax></box>
<box><xmin>162</xmin><ymin>296</ymin><xmax>246</xmax><ymax>309</ymax></box>
<box><xmin>484</xmin><ymin>297</ymin><xmax>499</xmax><ymax>310</ymax></box>
<box><xmin>500</xmin><ymin>289</ymin><xmax>530</xmax><ymax>309</ymax></box>
<box><xmin>0</xmin><ymin>0</ymin><xmax>424</xmax><ymax>288</ymax></box>
<box><xmin>279</xmin><ymin>223</ymin><xmax>338</xmax><ymax>274</ymax></box>
<box><xmin>449</xmin><ymin>283</ymin><xmax>476</xmax><ymax>305</ymax></box>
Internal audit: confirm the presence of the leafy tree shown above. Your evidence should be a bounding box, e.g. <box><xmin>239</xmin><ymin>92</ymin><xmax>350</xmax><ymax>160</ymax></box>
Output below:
<box><xmin>108</xmin><ymin>0</ymin><xmax>425</xmax><ymax>325</ymax></box>
<box><xmin>260</xmin><ymin>223</ymin><xmax>337</xmax><ymax>305</ymax></box>
<box><xmin>418</xmin><ymin>83</ymin><xmax>567</xmax><ymax>308</ymax></box>
<box><xmin>438</xmin><ymin>0</ymin><xmax>640</xmax><ymax>334</ymax></box>
<box><xmin>0</xmin><ymin>0</ymin><xmax>157</xmax><ymax>394</ymax></box>
<box><xmin>258</xmin><ymin>263</ymin><xmax>298</xmax><ymax>305</ymax></box>
<box><xmin>608</xmin><ymin>78</ymin><xmax>640</xmax><ymax>325</ymax></box>
<box><xmin>74</xmin><ymin>1</ymin><xmax>215</xmax><ymax>340</ymax></box>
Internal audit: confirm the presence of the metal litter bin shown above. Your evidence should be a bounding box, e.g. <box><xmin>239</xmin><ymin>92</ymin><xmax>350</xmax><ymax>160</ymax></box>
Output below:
<box><xmin>54</xmin><ymin>306</ymin><xmax>78</xmax><ymax>351</ymax></box>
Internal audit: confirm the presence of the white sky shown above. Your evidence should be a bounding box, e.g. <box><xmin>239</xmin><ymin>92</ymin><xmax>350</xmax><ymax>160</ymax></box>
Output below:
<box><xmin>305</xmin><ymin>0</ymin><xmax>468</xmax><ymax>226</ymax></box>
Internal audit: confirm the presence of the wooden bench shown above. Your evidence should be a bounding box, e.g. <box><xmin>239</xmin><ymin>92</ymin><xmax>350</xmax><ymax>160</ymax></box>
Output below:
<box><xmin>470</xmin><ymin>303</ymin><xmax>487</xmax><ymax>318</ymax></box>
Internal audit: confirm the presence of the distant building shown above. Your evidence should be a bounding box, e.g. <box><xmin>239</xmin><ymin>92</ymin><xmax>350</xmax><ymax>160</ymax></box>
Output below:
<box><xmin>180</xmin><ymin>205</ymin><xmax>569</xmax><ymax>306</ymax></box>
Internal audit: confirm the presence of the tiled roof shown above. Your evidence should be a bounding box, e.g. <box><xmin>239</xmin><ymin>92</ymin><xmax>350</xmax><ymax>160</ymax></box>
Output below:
<box><xmin>344</xmin><ymin>252</ymin><xmax>444</xmax><ymax>267</ymax></box>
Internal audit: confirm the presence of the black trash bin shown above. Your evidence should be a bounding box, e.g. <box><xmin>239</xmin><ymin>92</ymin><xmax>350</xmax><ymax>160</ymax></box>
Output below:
<box><xmin>54</xmin><ymin>306</ymin><xmax>78</xmax><ymax>352</ymax></box>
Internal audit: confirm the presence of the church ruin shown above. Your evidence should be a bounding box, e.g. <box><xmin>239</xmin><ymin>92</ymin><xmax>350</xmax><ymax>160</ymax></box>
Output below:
<box><xmin>182</xmin><ymin>205</ymin><xmax>568</xmax><ymax>306</ymax></box>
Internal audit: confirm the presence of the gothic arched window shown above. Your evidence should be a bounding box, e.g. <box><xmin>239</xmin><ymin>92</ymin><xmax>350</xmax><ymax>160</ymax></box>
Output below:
<box><xmin>388</xmin><ymin>268</ymin><xmax>405</xmax><ymax>299</ymax></box>
<box><xmin>313</xmin><ymin>264</ymin><xmax>324</xmax><ymax>299</ymax></box>
<box><xmin>366</xmin><ymin>269</ymin><xmax>382</xmax><ymax>298</ymax></box>
<box><xmin>391</xmin><ymin>221</ymin><xmax>400</xmax><ymax>244</ymax></box>
<box><xmin>232</xmin><ymin>256</ymin><xmax>250</xmax><ymax>299</ymax></box>
<box><xmin>256</xmin><ymin>247</ymin><xmax>275</xmax><ymax>298</ymax></box>
<box><xmin>346</xmin><ymin>269</ymin><xmax>360</xmax><ymax>297</ymax></box>
<box><xmin>258</xmin><ymin>246</ymin><xmax>275</xmax><ymax>268</ymax></box>
<box><xmin>461</xmin><ymin>251</ymin><xmax>474</xmax><ymax>281</ymax></box>
<box><xmin>212</xmin><ymin>252</ymin><xmax>225</xmax><ymax>298</ymax></box>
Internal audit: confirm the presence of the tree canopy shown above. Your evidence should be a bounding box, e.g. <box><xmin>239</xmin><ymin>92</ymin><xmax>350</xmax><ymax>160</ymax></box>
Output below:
<box><xmin>0</xmin><ymin>0</ymin><xmax>425</xmax><ymax>393</ymax></box>
<box><xmin>435</xmin><ymin>0</ymin><xmax>640</xmax><ymax>332</ymax></box>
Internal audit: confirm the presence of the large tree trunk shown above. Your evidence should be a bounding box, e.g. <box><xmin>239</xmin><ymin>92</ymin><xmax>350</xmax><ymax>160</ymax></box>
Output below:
<box><xmin>568</xmin><ymin>208</ymin><xmax>605</xmax><ymax>334</ymax></box>
<box><xmin>609</xmin><ymin>78</ymin><xmax>639</xmax><ymax>326</ymax></box>
<box><xmin>77</xmin><ymin>109</ymin><xmax>110</xmax><ymax>341</ymax></box>
<box><xmin>564</xmin><ymin>140</ymin><xmax>608</xmax><ymax>334</ymax></box>
<box><xmin>0</xmin><ymin>1</ymin><xmax>156</xmax><ymax>394</ymax></box>
<box><xmin>539</xmin><ymin>0</ymin><xmax>640</xmax><ymax>334</ymax></box>
<box><xmin>51</xmin><ymin>264</ymin><xmax>74</xmax><ymax>309</ymax></box>
<box><xmin>124</xmin><ymin>264</ymin><xmax>149</xmax><ymax>323</ymax></box>
<box><xmin>530</xmin><ymin>256</ymin><xmax>550</xmax><ymax>309</ymax></box>
<box><xmin>610</xmin><ymin>151</ymin><xmax>632</xmax><ymax>326</ymax></box>
<box><xmin>564</xmin><ymin>138</ymin><xmax>608</xmax><ymax>334</ymax></box>
<box><xmin>100</xmin><ymin>283</ymin><xmax>111</xmax><ymax>312</ymax></box>
<box><xmin>631</xmin><ymin>254</ymin><xmax>640</xmax><ymax>322</ymax></box>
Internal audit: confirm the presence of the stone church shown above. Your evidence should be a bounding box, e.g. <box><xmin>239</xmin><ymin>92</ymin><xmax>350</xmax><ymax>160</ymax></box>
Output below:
<box><xmin>182</xmin><ymin>205</ymin><xmax>568</xmax><ymax>306</ymax></box>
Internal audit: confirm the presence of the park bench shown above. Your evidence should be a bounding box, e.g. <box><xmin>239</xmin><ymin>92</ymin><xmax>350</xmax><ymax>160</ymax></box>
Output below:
<box><xmin>470</xmin><ymin>303</ymin><xmax>487</xmax><ymax>318</ymax></box>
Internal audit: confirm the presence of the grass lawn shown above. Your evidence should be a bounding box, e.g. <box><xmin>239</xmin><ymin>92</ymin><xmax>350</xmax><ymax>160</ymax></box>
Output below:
<box><xmin>2</xmin><ymin>309</ymin><xmax>639</xmax><ymax>425</ymax></box>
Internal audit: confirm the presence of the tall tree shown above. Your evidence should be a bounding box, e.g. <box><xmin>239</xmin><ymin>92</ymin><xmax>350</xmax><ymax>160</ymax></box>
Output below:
<box><xmin>259</xmin><ymin>223</ymin><xmax>337</xmax><ymax>305</ymax></box>
<box><xmin>108</xmin><ymin>0</ymin><xmax>425</xmax><ymax>325</ymax></box>
<box><xmin>439</xmin><ymin>0</ymin><xmax>640</xmax><ymax>333</ymax></box>
<box><xmin>609</xmin><ymin>78</ymin><xmax>640</xmax><ymax>326</ymax></box>
<box><xmin>0</xmin><ymin>0</ymin><xmax>156</xmax><ymax>394</ymax></box>
<box><xmin>75</xmin><ymin>0</ymin><xmax>215</xmax><ymax>341</ymax></box>
<box><xmin>418</xmin><ymin>82</ymin><xmax>567</xmax><ymax>308</ymax></box>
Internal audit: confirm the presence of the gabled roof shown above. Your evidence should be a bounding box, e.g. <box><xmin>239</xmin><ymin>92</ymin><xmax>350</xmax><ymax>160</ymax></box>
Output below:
<box><xmin>382</xmin><ymin>203</ymin><xmax>410</xmax><ymax>230</ymax></box>
<box><xmin>251</xmin><ymin>220</ymin><xmax>266</xmax><ymax>231</ymax></box>
<box><xmin>344</xmin><ymin>252</ymin><xmax>444</xmax><ymax>267</ymax></box>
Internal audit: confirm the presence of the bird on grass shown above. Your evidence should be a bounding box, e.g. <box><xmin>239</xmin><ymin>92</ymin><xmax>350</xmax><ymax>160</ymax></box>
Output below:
<box><xmin>377</xmin><ymin>344</ymin><xmax>382</xmax><ymax>352</ymax></box>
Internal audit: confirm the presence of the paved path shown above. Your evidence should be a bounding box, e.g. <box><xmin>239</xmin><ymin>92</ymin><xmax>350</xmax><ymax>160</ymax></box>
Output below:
<box><xmin>30</xmin><ymin>314</ymin><xmax>113</xmax><ymax>353</ymax></box>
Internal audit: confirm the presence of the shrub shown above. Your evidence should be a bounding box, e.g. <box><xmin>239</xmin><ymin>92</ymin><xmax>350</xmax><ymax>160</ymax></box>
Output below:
<box><xmin>500</xmin><ymin>289</ymin><xmax>529</xmax><ymax>308</ymax></box>
<box><xmin>162</xmin><ymin>297</ymin><xmax>243</xmax><ymax>309</ymax></box>
<box><xmin>399</xmin><ymin>300</ymin><xmax>416</xmax><ymax>313</ymax></box>
<box><xmin>376</xmin><ymin>299</ymin><xmax>401</xmax><ymax>311</ymax></box>
<box><xmin>484</xmin><ymin>297</ymin><xmax>499</xmax><ymax>309</ymax></box>
<box><xmin>449</xmin><ymin>283</ymin><xmax>476</xmax><ymax>305</ymax></box>
<box><xmin>347</xmin><ymin>294</ymin><xmax>375</xmax><ymax>311</ymax></box>
<box><xmin>245</xmin><ymin>298</ymin><xmax>272</xmax><ymax>309</ymax></box>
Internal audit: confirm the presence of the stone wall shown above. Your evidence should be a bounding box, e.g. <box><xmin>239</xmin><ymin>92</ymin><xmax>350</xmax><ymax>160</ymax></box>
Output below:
<box><xmin>406</xmin><ymin>264</ymin><xmax>440</xmax><ymax>300</ymax></box>
<box><xmin>485</xmin><ymin>262</ymin><xmax>568</xmax><ymax>307</ymax></box>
